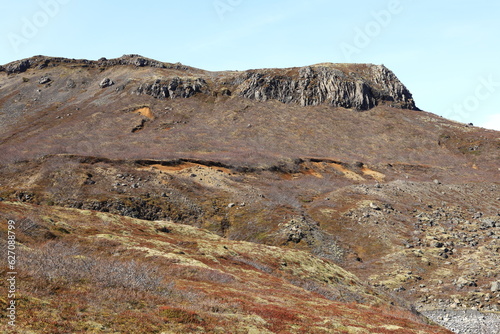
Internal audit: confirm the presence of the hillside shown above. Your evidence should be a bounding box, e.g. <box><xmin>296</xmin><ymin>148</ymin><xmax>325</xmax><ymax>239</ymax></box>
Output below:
<box><xmin>0</xmin><ymin>201</ymin><xmax>453</xmax><ymax>333</ymax></box>
<box><xmin>1</xmin><ymin>55</ymin><xmax>499</xmax><ymax>333</ymax></box>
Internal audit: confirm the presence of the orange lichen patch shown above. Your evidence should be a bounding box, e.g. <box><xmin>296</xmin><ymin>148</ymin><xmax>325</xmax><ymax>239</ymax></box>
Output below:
<box><xmin>301</xmin><ymin>167</ymin><xmax>323</xmax><ymax>178</ymax></box>
<box><xmin>142</xmin><ymin>163</ymin><xmax>232</xmax><ymax>175</ymax></box>
<box><xmin>309</xmin><ymin>161</ymin><xmax>364</xmax><ymax>181</ymax></box>
<box><xmin>145</xmin><ymin>163</ymin><xmax>197</xmax><ymax>172</ymax></box>
<box><xmin>361</xmin><ymin>167</ymin><xmax>386</xmax><ymax>181</ymax></box>
<box><xmin>279</xmin><ymin>173</ymin><xmax>294</xmax><ymax>180</ymax></box>
<box><xmin>134</xmin><ymin>107</ymin><xmax>154</xmax><ymax>119</ymax></box>
<box><xmin>330</xmin><ymin>163</ymin><xmax>365</xmax><ymax>181</ymax></box>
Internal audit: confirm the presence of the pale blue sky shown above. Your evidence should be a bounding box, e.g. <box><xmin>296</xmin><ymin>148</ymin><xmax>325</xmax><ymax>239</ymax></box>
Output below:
<box><xmin>1</xmin><ymin>0</ymin><xmax>499</xmax><ymax>130</ymax></box>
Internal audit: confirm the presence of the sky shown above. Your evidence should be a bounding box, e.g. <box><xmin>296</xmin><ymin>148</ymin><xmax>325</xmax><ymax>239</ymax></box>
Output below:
<box><xmin>1</xmin><ymin>0</ymin><xmax>499</xmax><ymax>130</ymax></box>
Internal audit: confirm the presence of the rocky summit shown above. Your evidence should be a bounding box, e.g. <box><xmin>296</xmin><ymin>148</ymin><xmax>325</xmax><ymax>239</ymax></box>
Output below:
<box><xmin>0</xmin><ymin>55</ymin><xmax>499</xmax><ymax>333</ymax></box>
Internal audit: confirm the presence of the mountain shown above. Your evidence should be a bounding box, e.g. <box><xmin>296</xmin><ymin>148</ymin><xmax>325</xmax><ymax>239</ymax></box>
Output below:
<box><xmin>1</xmin><ymin>55</ymin><xmax>499</xmax><ymax>333</ymax></box>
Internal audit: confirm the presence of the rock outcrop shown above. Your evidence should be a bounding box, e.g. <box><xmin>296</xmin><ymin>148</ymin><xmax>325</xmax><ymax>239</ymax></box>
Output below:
<box><xmin>237</xmin><ymin>64</ymin><xmax>417</xmax><ymax>110</ymax></box>
<box><xmin>135</xmin><ymin>77</ymin><xmax>208</xmax><ymax>99</ymax></box>
<box><xmin>99</xmin><ymin>78</ymin><xmax>114</xmax><ymax>88</ymax></box>
<box><xmin>0</xmin><ymin>54</ymin><xmax>188</xmax><ymax>74</ymax></box>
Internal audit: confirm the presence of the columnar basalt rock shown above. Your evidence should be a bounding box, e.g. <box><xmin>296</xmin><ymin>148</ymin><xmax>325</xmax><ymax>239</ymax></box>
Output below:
<box><xmin>236</xmin><ymin>64</ymin><xmax>417</xmax><ymax>110</ymax></box>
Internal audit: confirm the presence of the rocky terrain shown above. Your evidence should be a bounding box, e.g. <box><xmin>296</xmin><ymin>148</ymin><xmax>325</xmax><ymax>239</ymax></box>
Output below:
<box><xmin>0</xmin><ymin>55</ymin><xmax>499</xmax><ymax>333</ymax></box>
<box><xmin>423</xmin><ymin>309</ymin><xmax>500</xmax><ymax>334</ymax></box>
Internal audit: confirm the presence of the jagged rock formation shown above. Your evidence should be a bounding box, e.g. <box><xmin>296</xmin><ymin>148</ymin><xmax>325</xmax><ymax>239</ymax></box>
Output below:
<box><xmin>135</xmin><ymin>77</ymin><xmax>208</xmax><ymax>99</ymax></box>
<box><xmin>237</xmin><ymin>64</ymin><xmax>416</xmax><ymax>110</ymax></box>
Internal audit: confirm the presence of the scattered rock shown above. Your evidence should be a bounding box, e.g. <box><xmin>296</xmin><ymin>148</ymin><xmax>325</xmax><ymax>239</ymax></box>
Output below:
<box><xmin>66</xmin><ymin>79</ymin><xmax>76</xmax><ymax>89</ymax></box>
<box><xmin>423</xmin><ymin>309</ymin><xmax>500</xmax><ymax>334</ymax></box>
<box><xmin>220</xmin><ymin>87</ymin><xmax>231</xmax><ymax>96</ymax></box>
<box><xmin>491</xmin><ymin>281</ymin><xmax>500</xmax><ymax>293</ymax></box>
<box><xmin>430</xmin><ymin>240</ymin><xmax>444</xmax><ymax>248</ymax></box>
<box><xmin>99</xmin><ymin>78</ymin><xmax>114</xmax><ymax>88</ymax></box>
<box><xmin>39</xmin><ymin>76</ymin><xmax>51</xmax><ymax>84</ymax></box>
<box><xmin>455</xmin><ymin>276</ymin><xmax>477</xmax><ymax>289</ymax></box>
<box><xmin>480</xmin><ymin>217</ymin><xmax>497</xmax><ymax>229</ymax></box>
<box><xmin>473</xmin><ymin>212</ymin><xmax>483</xmax><ymax>219</ymax></box>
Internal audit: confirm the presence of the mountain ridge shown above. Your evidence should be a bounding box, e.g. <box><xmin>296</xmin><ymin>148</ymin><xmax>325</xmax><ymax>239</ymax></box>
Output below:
<box><xmin>1</xmin><ymin>54</ymin><xmax>417</xmax><ymax>110</ymax></box>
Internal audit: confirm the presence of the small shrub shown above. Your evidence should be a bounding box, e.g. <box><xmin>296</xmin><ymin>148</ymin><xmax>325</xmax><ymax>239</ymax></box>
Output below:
<box><xmin>19</xmin><ymin>241</ymin><xmax>171</xmax><ymax>294</ymax></box>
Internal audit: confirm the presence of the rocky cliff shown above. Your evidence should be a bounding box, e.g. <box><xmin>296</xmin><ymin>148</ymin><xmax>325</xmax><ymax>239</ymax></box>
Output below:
<box><xmin>237</xmin><ymin>64</ymin><xmax>417</xmax><ymax>110</ymax></box>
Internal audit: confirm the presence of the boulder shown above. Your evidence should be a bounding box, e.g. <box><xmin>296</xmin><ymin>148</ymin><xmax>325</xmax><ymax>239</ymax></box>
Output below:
<box><xmin>99</xmin><ymin>78</ymin><xmax>114</xmax><ymax>88</ymax></box>
<box><xmin>480</xmin><ymin>217</ymin><xmax>497</xmax><ymax>229</ymax></box>
<box><xmin>39</xmin><ymin>76</ymin><xmax>51</xmax><ymax>84</ymax></box>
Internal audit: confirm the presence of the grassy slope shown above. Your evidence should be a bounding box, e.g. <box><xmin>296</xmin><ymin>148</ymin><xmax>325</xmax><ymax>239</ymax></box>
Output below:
<box><xmin>0</xmin><ymin>201</ymin><xmax>452</xmax><ymax>333</ymax></box>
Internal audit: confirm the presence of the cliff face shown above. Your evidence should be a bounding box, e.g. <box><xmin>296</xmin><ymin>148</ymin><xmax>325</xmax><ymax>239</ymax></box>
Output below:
<box><xmin>237</xmin><ymin>64</ymin><xmax>417</xmax><ymax>110</ymax></box>
<box><xmin>1</xmin><ymin>55</ymin><xmax>417</xmax><ymax>111</ymax></box>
